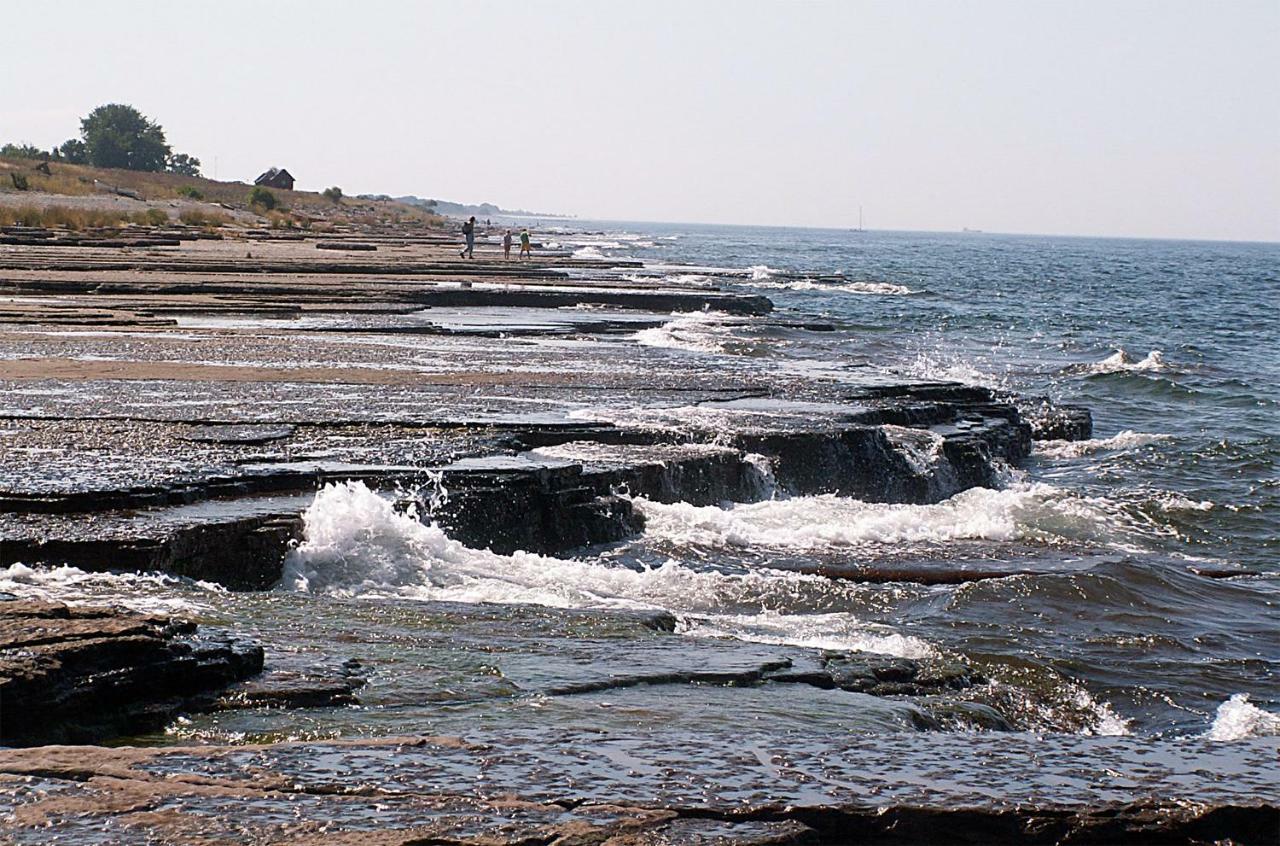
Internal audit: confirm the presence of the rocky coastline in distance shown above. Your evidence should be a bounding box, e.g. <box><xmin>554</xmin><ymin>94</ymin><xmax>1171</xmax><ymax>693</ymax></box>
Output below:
<box><xmin>0</xmin><ymin>209</ymin><xmax>1275</xmax><ymax>845</ymax></box>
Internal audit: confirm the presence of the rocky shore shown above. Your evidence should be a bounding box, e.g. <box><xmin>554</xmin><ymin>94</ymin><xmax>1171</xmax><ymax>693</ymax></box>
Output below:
<box><xmin>1</xmin><ymin>219</ymin><xmax>1271</xmax><ymax>843</ymax></box>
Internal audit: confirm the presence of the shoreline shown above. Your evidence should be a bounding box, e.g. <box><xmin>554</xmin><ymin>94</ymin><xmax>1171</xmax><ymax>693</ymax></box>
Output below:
<box><xmin>0</xmin><ymin>214</ymin><xmax>1273</xmax><ymax>844</ymax></box>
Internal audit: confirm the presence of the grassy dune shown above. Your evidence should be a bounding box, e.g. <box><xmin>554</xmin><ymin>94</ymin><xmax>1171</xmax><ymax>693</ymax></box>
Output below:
<box><xmin>0</xmin><ymin>156</ymin><xmax>442</xmax><ymax>229</ymax></box>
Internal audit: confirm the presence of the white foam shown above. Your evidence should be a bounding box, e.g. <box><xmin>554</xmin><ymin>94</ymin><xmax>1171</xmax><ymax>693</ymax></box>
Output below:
<box><xmin>901</xmin><ymin>352</ymin><xmax>1008</xmax><ymax>390</ymax></box>
<box><xmin>631</xmin><ymin>310</ymin><xmax>749</xmax><ymax>354</ymax></box>
<box><xmin>635</xmin><ymin>483</ymin><xmax>1131</xmax><ymax>550</ymax></box>
<box><xmin>754</xmin><ymin>279</ymin><xmax>916</xmax><ymax>295</ymax></box>
<box><xmin>280</xmin><ymin>482</ymin><xmax>931</xmax><ymax>658</ymax></box>
<box><xmin>1205</xmin><ymin>694</ymin><xmax>1280</xmax><ymax>740</ymax></box>
<box><xmin>571</xmin><ymin>246</ymin><xmax>607</xmax><ymax>259</ymax></box>
<box><xmin>1080</xmin><ymin>348</ymin><xmax>1170</xmax><ymax>375</ymax></box>
<box><xmin>679</xmin><ymin>611</ymin><xmax>938</xmax><ymax>659</ymax></box>
<box><xmin>1036</xmin><ymin>430</ymin><xmax>1173</xmax><ymax>459</ymax></box>
<box><xmin>0</xmin><ymin>562</ymin><xmax>221</xmax><ymax>615</ymax></box>
<box><xmin>745</xmin><ymin>264</ymin><xmax>778</xmax><ymax>281</ymax></box>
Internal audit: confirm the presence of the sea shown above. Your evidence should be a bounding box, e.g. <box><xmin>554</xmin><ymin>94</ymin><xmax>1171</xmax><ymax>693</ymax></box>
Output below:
<box><xmin>5</xmin><ymin>222</ymin><xmax>1278</xmax><ymax>747</ymax></box>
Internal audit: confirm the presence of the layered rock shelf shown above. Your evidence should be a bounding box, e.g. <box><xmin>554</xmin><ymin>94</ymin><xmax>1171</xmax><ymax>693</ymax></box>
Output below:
<box><xmin>0</xmin><ymin>600</ymin><xmax>262</xmax><ymax>746</ymax></box>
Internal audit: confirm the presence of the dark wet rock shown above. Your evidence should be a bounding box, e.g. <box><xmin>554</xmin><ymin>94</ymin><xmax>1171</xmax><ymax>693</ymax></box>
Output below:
<box><xmin>1020</xmin><ymin>397</ymin><xmax>1094</xmax><ymax>441</ymax></box>
<box><xmin>208</xmin><ymin>658</ymin><xmax>366</xmax><ymax>710</ymax></box>
<box><xmin>766</xmin><ymin>653</ymin><xmax>984</xmax><ymax>698</ymax></box>
<box><xmin>0</xmin><ymin>600</ymin><xmax>263</xmax><ymax>746</ymax></box>
<box><xmin>0</xmin><ymin>511</ymin><xmax>304</xmax><ymax>590</ymax></box>
<box><xmin>178</xmin><ymin>424</ymin><xmax>297</xmax><ymax>445</ymax></box>
<box><xmin>316</xmin><ymin>241</ymin><xmax>377</xmax><ymax>251</ymax></box>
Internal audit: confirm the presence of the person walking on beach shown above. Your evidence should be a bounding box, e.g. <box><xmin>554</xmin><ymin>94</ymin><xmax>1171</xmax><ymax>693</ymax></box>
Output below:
<box><xmin>502</xmin><ymin>229</ymin><xmax>513</xmax><ymax>259</ymax></box>
<box><xmin>459</xmin><ymin>216</ymin><xmax>476</xmax><ymax>259</ymax></box>
<box><xmin>519</xmin><ymin>228</ymin><xmax>532</xmax><ymax>260</ymax></box>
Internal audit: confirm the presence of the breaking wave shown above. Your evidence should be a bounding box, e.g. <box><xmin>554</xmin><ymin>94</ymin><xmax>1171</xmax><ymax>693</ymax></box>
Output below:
<box><xmin>631</xmin><ymin>310</ymin><xmax>751</xmax><ymax>354</ymax></box>
<box><xmin>0</xmin><ymin>562</ymin><xmax>221</xmax><ymax>615</ymax></box>
<box><xmin>1205</xmin><ymin>694</ymin><xmax>1280</xmax><ymax>740</ymax></box>
<box><xmin>279</xmin><ymin>482</ymin><xmax>934</xmax><ymax>658</ymax></box>
<box><xmin>1035</xmin><ymin>430</ymin><xmax>1173</xmax><ymax>460</ymax></box>
<box><xmin>754</xmin><ymin>278</ymin><xmax>916</xmax><ymax>295</ymax></box>
<box><xmin>635</xmin><ymin>483</ymin><xmax>1133</xmax><ymax>549</ymax></box>
<box><xmin>1072</xmin><ymin>349</ymin><xmax>1171</xmax><ymax>375</ymax></box>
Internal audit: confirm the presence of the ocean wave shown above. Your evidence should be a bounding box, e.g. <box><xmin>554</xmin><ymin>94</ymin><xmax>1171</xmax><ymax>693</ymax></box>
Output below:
<box><xmin>754</xmin><ymin>279</ymin><xmax>917</xmax><ymax>295</ymax></box>
<box><xmin>900</xmin><ymin>352</ymin><xmax>1009</xmax><ymax>390</ymax></box>
<box><xmin>634</xmin><ymin>483</ymin><xmax>1133</xmax><ymax>550</ymax></box>
<box><xmin>745</xmin><ymin>264</ymin><xmax>778</xmax><ymax>281</ymax></box>
<box><xmin>1071</xmin><ymin>348</ymin><xmax>1171</xmax><ymax>375</ymax></box>
<box><xmin>280</xmin><ymin>482</ymin><xmax>932</xmax><ymax>658</ymax></box>
<box><xmin>1205</xmin><ymin>694</ymin><xmax>1280</xmax><ymax>740</ymax></box>
<box><xmin>631</xmin><ymin>310</ymin><xmax>750</xmax><ymax>354</ymax></box>
<box><xmin>571</xmin><ymin>246</ymin><xmax>607</xmax><ymax>260</ymax></box>
<box><xmin>1035</xmin><ymin>430</ymin><xmax>1173</xmax><ymax>459</ymax></box>
<box><xmin>0</xmin><ymin>562</ymin><xmax>221</xmax><ymax>615</ymax></box>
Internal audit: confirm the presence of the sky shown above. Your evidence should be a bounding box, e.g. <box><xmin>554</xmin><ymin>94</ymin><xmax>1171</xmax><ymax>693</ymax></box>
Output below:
<box><xmin>2</xmin><ymin>1</ymin><xmax>1277</xmax><ymax>241</ymax></box>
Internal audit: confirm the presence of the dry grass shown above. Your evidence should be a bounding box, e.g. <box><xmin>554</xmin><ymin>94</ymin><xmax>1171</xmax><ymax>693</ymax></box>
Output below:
<box><xmin>178</xmin><ymin>208</ymin><xmax>232</xmax><ymax>228</ymax></box>
<box><xmin>0</xmin><ymin>205</ymin><xmax>173</xmax><ymax>230</ymax></box>
<box><xmin>0</xmin><ymin>155</ymin><xmax>445</xmax><ymax>229</ymax></box>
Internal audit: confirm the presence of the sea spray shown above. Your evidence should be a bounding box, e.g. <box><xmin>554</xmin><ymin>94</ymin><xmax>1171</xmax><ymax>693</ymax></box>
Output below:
<box><xmin>633</xmin><ymin>483</ymin><xmax>1133</xmax><ymax>550</ymax></box>
<box><xmin>1206</xmin><ymin>694</ymin><xmax>1280</xmax><ymax>741</ymax></box>
<box><xmin>281</xmin><ymin>481</ymin><xmax>936</xmax><ymax>658</ymax></box>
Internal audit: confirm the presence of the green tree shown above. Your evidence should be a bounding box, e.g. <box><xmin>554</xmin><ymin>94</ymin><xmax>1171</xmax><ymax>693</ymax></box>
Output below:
<box><xmin>322</xmin><ymin>186</ymin><xmax>343</xmax><ymax>203</ymax></box>
<box><xmin>0</xmin><ymin>143</ymin><xmax>44</xmax><ymax>159</ymax></box>
<box><xmin>57</xmin><ymin>139</ymin><xmax>87</xmax><ymax>163</ymax></box>
<box><xmin>80</xmin><ymin>104</ymin><xmax>171</xmax><ymax>172</ymax></box>
<box><xmin>166</xmin><ymin>152</ymin><xmax>201</xmax><ymax>176</ymax></box>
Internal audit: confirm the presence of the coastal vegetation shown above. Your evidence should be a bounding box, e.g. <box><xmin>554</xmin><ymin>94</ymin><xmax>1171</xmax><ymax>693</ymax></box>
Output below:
<box><xmin>247</xmin><ymin>186</ymin><xmax>278</xmax><ymax>211</ymax></box>
<box><xmin>0</xmin><ymin>204</ymin><xmax>170</xmax><ymax>230</ymax></box>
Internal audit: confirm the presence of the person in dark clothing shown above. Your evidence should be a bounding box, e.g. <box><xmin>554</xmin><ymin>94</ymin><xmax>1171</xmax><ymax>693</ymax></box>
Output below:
<box><xmin>460</xmin><ymin>216</ymin><xmax>476</xmax><ymax>258</ymax></box>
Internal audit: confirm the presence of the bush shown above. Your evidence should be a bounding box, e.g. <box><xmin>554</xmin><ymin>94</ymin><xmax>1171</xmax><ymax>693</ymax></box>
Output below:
<box><xmin>265</xmin><ymin>210</ymin><xmax>296</xmax><ymax>229</ymax></box>
<box><xmin>179</xmin><ymin>208</ymin><xmax>232</xmax><ymax>228</ymax></box>
<box><xmin>177</xmin><ymin>185</ymin><xmax>204</xmax><ymax>200</ymax></box>
<box><xmin>10</xmin><ymin>173</ymin><xmax>29</xmax><ymax>191</ymax></box>
<box><xmin>322</xmin><ymin>186</ymin><xmax>343</xmax><ymax>203</ymax></box>
<box><xmin>130</xmin><ymin>208</ymin><xmax>169</xmax><ymax>227</ymax></box>
<box><xmin>247</xmin><ymin>186</ymin><xmax>277</xmax><ymax>211</ymax></box>
<box><xmin>0</xmin><ymin>206</ymin><xmax>133</xmax><ymax>230</ymax></box>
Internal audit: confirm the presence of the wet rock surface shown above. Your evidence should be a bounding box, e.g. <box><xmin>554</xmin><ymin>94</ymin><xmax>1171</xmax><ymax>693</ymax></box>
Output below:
<box><xmin>0</xmin><ymin>600</ymin><xmax>262</xmax><ymax>746</ymax></box>
<box><xmin>0</xmin><ymin>732</ymin><xmax>1273</xmax><ymax>844</ymax></box>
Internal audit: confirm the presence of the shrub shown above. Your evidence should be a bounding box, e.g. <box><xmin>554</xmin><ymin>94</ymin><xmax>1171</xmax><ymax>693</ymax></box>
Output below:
<box><xmin>0</xmin><ymin>206</ymin><xmax>134</xmax><ymax>230</ymax></box>
<box><xmin>322</xmin><ymin>186</ymin><xmax>343</xmax><ymax>203</ymax></box>
<box><xmin>9</xmin><ymin>173</ymin><xmax>29</xmax><ymax>191</ymax></box>
<box><xmin>179</xmin><ymin>208</ymin><xmax>232</xmax><ymax>227</ymax></box>
<box><xmin>265</xmin><ymin>210</ymin><xmax>296</xmax><ymax>229</ymax></box>
<box><xmin>130</xmin><ymin>208</ymin><xmax>169</xmax><ymax>226</ymax></box>
<box><xmin>247</xmin><ymin>186</ymin><xmax>277</xmax><ymax>211</ymax></box>
<box><xmin>177</xmin><ymin>185</ymin><xmax>204</xmax><ymax>200</ymax></box>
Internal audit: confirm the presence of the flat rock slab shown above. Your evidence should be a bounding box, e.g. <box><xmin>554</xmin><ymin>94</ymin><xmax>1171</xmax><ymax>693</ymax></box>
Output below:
<box><xmin>0</xmin><ymin>733</ymin><xmax>1272</xmax><ymax>844</ymax></box>
<box><xmin>0</xmin><ymin>600</ymin><xmax>263</xmax><ymax>745</ymax></box>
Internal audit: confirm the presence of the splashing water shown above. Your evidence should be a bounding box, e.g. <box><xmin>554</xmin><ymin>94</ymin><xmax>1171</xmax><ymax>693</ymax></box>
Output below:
<box><xmin>280</xmin><ymin>482</ymin><xmax>935</xmax><ymax>659</ymax></box>
<box><xmin>1205</xmin><ymin>694</ymin><xmax>1280</xmax><ymax>741</ymax></box>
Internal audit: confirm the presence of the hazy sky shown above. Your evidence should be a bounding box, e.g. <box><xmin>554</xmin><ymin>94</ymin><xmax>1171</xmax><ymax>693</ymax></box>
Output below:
<box><xmin>3</xmin><ymin>1</ymin><xmax>1277</xmax><ymax>240</ymax></box>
